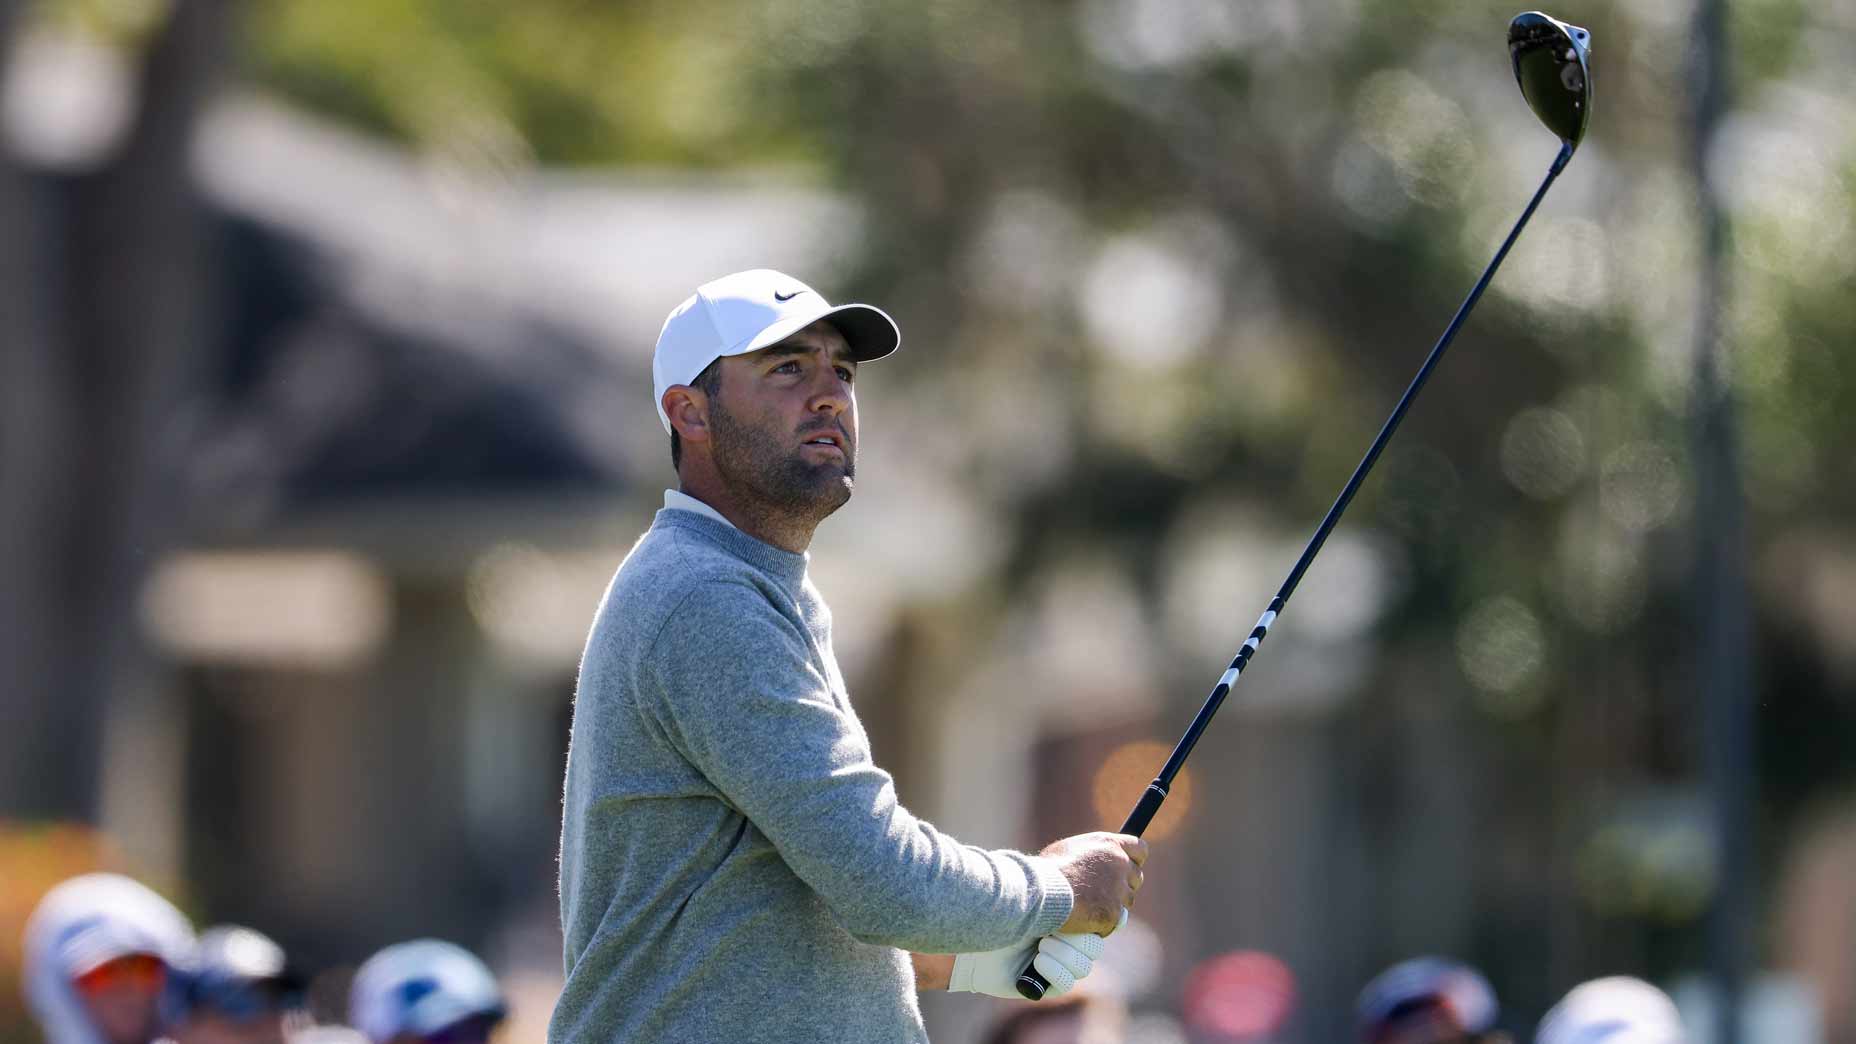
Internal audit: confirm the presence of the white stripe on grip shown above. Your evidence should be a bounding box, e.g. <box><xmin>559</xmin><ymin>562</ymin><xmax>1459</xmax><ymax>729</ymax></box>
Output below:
<box><xmin>1218</xmin><ymin>610</ymin><xmax>1280</xmax><ymax>688</ymax></box>
<box><xmin>1241</xmin><ymin>610</ymin><xmax>1277</xmax><ymax>652</ymax></box>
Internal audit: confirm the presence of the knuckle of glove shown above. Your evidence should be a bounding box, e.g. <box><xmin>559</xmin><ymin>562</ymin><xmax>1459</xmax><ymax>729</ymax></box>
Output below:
<box><xmin>1040</xmin><ymin>934</ymin><xmax>1098</xmax><ymax>976</ymax></box>
<box><xmin>1070</xmin><ymin>932</ymin><xmax>1107</xmax><ymax>962</ymax></box>
<box><xmin>1032</xmin><ymin>952</ymin><xmax>1077</xmax><ymax>996</ymax></box>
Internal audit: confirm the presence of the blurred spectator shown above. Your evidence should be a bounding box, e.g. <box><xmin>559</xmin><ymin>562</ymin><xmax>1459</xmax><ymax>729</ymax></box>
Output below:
<box><xmin>979</xmin><ymin>993</ymin><xmax>1127</xmax><ymax>1044</ymax></box>
<box><xmin>1535</xmin><ymin>977</ymin><xmax>1686</xmax><ymax>1044</ymax></box>
<box><xmin>1182</xmin><ymin>949</ymin><xmax>1299</xmax><ymax>1041</ymax></box>
<box><xmin>1356</xmin><ymin>957</ymin><xmax>1508</xmax><ymax>1044</ymax></box>
<box><xmin>347</xmin><ymin>940</ymin><xmax>506</xmax><ymax>1044</ymax></box>
<box><xmin>21</xmin><ymin>873</ymin><xmax>194</xmax><ymax>1044</ymax></box>
<box><xmin>170</xmin><ymin>925</ymin><xmax>305</xmax><ymax>1044</ymax></box>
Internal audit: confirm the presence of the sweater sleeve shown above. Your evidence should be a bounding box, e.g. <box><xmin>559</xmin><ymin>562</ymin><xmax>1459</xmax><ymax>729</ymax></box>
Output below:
<box><xmin>638</xmin><ymin>580</ymin><xmax>1072</xmax><ymax>954</ymax></box>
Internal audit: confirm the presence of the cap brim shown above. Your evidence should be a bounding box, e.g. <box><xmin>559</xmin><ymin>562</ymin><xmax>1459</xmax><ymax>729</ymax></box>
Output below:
<box><xmin>67</xmin><ymin>942</ymin><xmax>158</xmax><ymax>978</ymax></box>
<box><xmin>732</xmin><ymin>302</ymin><xmax>901</xmax><ymax>362</ymax></box>
<box><xmin>60</xmin><ymin>922</ymin><xmax>159</xmax><ymax>978</ymax></box>
<box><xmin>409</xmin><ymin>999</ymin><xmax>508</xmax><ymax>1036</ymax></box>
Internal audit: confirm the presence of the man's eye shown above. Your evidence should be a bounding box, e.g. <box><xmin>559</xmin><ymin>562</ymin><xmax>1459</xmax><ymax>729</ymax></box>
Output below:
<box><xmin>773</xmin><ymin>361</ymin><xmax>800</xmax><ymax>374</ymax></box>
<box><xmin>836</xmin><ymin>367</ymin><xmax>855</xmax><ymax>382</ymax></box>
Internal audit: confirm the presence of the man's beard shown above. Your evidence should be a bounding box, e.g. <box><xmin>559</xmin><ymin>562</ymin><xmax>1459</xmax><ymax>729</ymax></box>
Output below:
<box><xmin>710</xmin><ymin>401</ymin><xmax>854</xmax><ymax>523</ymax></box>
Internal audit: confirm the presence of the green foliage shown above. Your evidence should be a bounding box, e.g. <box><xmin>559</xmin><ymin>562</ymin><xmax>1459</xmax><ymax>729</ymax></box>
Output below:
<box><xmin>241</xmin><ymin>0</ymin><xmax>830</xmax><ymax>167</ymax></box>
<box><xmin>1730</xmin><ymin>0</ymin><xmax>1808</xmax><ymax>84</ymax></box>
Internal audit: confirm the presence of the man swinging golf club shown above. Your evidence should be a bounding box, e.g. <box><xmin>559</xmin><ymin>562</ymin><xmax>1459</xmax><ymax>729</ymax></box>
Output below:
<box><xmin>550</xmin><ymin>269</ymin><xmax>1147</xmax><ymax>1043</ymax></box>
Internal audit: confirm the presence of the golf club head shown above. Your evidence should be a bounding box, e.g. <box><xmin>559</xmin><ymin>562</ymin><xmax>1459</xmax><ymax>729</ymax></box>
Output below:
<box><xmin>1509</xmin><ymin>12</ymin><xmax>1592</xmax><ymax>150</ymax></box>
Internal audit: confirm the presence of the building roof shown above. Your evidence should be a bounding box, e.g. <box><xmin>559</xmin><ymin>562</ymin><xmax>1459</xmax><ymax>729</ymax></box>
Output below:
<box><xmin>179</xmin><ymin>96</ymin><xmax>862</xmax><ymax>546</ymax></box>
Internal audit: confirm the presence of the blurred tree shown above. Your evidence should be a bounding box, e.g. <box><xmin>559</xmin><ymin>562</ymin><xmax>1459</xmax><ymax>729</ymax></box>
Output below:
<box><xmin>242</xmin><ymin>0</ymin><xmax>825</xmax><ymax>170</ymax></box>
<box><xmin>0</xmin><ymin>0</ymin><xmax>226</xmax><ymax>819</ymax></box>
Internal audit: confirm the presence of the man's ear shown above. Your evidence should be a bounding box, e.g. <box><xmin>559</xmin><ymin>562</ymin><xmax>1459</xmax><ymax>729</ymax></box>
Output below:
<box><xmin>664</xmin><ymin>385</ymin><xmax>711</xmax><ymax>444</ymax></box>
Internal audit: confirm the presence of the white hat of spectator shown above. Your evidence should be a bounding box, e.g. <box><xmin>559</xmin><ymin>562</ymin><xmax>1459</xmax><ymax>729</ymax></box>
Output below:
<box><xmin>23</xmin><ymin>873</ymin><xmax>194</xmax><ymax>1044</ymax></box>
<box><xmin>1535</xmin><ymin>976</ymin><xmax>1686</xmax><ymax>1044</ymax></box>
<box><xmin>347</xmin><ymin>939</ymin><xmax>505</xmax><ymax>1043</ymax></box>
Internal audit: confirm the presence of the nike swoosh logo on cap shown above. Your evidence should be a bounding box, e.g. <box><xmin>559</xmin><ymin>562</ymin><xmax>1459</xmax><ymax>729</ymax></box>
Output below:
<box><xmin>774</xmin><ymin>289</ymin><xmax>806</xmax><ymax>301</ymax></box>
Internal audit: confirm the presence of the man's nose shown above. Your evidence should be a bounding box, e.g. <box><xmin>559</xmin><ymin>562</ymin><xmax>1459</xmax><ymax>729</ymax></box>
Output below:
<box><xmin>808</xmin><ymin>369</ymin><xmax>850</xmax><ymax>414</ymax></box>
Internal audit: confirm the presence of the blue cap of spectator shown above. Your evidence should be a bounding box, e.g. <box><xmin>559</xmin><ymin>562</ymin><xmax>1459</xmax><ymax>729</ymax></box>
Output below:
<box><xmin>347</xmin><ymin>940</ymin><xmax>506</xmax><ymax>1044</ymax></box>
<box><xmin>1357</xmin><ymin>957</ymin><xmax>1503</xmax><ymax>1043</ymax></box>
<box><xmin>173</xmin><ymin>925</ymin><xmax>304</xmax><ymax>1025</ymax></box>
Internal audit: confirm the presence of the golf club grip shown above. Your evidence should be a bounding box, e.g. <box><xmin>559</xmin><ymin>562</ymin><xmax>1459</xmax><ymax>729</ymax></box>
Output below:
<box><xmin>1015</xmin><ymin>965</ymin><xmax>1055</xmax><ymax>1000</ymax></box>
<box><xmin>1014</xmin><ymin>784</ymin><xmax>1167</xmax><ymax>1000</ymax></box>
<box><xmin>1120</xmin><ymin>783</ymin><xmax>1167</xmax><ymax>837</ymax></box>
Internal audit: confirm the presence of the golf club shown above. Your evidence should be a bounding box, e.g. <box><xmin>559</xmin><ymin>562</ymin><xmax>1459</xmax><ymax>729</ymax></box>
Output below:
<box><xmin>1016</xmin><ymin>10</ymin><xmax>1592</xmax><ymax>1001</ymax></box>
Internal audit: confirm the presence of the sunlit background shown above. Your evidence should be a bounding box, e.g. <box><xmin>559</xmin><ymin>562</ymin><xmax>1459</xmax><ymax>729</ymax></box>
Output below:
<box><xmin>3</xmin><ymin>0</ymin><xmax>1854</xmax><ymax>1041</ymax></box>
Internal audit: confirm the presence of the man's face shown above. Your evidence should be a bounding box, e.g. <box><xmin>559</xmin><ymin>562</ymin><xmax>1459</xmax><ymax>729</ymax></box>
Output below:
<box><xmin>1374</xmin><ymin>1008</ymin><xmax>1479</xmax><ymax>1044</ymax></box>
<box><xmin>73</xmin><ymin>954</ymin><xmax>165</xmax><ymax>1044</ymax></box>
<box><xmin>708</xmin><ymin>320</ymin><xmax>859</xmax><ymax>519</ymax></box>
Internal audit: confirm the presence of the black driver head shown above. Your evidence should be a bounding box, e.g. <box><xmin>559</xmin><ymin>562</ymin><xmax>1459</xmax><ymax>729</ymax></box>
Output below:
<box><xmin>1509</xmin><ymin>12</ymin><xmax>1592</xmax><ymax>150</ymax></box>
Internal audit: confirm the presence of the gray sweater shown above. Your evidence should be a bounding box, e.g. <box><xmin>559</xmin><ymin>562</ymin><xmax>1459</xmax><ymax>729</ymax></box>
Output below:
<box><xmin>551</xmin><ymin>508</ymin><xmax>1074</xmax><ymax>1043</ymax></box>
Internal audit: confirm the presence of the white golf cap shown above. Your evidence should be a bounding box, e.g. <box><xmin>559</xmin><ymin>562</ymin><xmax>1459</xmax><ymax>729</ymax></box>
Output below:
<box><xmin>1536</xmin><ymin>976</ymin><xmax>1686</xmax><ymax>1044</ymax></box>
<box><xmin>652</xmin><ymin>268</ymin><xmax>901</xmax><ymax>434</ymax></box>
<box><xmin>348</xmin><ymin>939</ymin><xmax>506</xmax><ymax>1043</ymax></box>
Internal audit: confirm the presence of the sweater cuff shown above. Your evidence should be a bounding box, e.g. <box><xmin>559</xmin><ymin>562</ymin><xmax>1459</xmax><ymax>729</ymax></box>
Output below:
<box><xmin>1024</xmin><ymin>856</ymin><xmax>1074</xmax><ymax>939</ymax></box>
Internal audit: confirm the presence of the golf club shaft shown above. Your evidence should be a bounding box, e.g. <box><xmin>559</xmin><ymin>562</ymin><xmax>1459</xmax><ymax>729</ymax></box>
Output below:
<box><xmin>1016</xmin><ymin>140</ymin><xmax>1574</xmax><ymax>1001</ymax></box>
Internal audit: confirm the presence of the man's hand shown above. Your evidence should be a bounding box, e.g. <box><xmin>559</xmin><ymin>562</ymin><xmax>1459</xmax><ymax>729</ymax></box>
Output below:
<box><xmin>1041</xmin><ymin>832</ymin><xmax>1147</xmax><ymax>935</ymax></box>
<box><xmin>947</xmin><ymin>932</ymin><xmax>1106</xmax><ymax>999</ymax></box>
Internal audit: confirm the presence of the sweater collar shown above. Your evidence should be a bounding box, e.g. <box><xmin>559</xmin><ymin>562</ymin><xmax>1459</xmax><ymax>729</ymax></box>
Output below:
<box><xmin>663</xmin><ymin>488</ymin><xmax>736</xmax><ymax>531</ymax></box>
<box><xmin>652</xmin><ymin>508</ymin><xmax>810</xmax><ymax>588</ymax></box>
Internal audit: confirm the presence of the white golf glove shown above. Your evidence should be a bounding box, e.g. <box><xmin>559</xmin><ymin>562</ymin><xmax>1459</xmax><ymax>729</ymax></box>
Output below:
<box><xmin>948</xmin><ymin>931</ymin><xmax>1107</xmax><ymax>1000</ymax></box>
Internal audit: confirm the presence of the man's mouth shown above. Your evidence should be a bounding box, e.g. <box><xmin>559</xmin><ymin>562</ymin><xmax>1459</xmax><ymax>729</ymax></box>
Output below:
<box><xmin>801</xmin><ymin>432</ymin><xmax>847</xmax><ymax>454</ymax></box>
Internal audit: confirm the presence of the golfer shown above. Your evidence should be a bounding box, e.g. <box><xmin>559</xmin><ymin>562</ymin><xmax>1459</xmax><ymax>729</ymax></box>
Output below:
<box><xmin>551</xmin><ymin>269</ymin><xmax>1147</xmax><ymax>1043</ymax></box>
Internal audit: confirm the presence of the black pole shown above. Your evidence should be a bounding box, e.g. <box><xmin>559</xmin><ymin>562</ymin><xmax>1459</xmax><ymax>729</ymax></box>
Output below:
<box><xmin>1691</xmin><ymin>0</ymin><xmax>1752</xmax><ymax>1039</ymax></box>
<box><xmin>1015</xmin><ymin>140</ymin><xmax>1575</xmax><ymax>1001</ymax></box>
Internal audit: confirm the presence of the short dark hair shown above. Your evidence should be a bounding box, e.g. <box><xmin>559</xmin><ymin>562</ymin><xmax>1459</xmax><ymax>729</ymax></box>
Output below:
<box><xmin>669</xmin><ymin>359</ymin><xmax>723</xmax><ymax>471</ymax></box>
